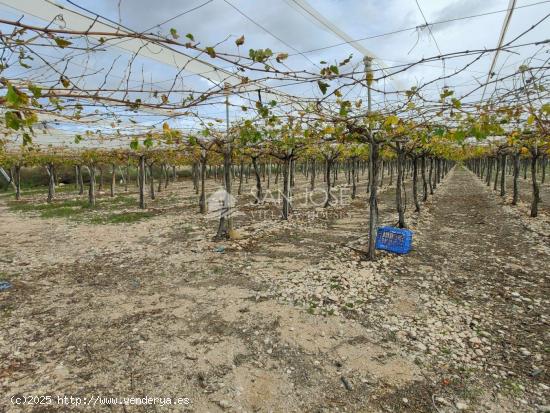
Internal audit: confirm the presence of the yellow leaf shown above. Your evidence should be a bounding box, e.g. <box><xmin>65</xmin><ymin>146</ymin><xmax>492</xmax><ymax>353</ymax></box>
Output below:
<box><xmin>60</xmin><ymin>76</ymin><xmax>70</xmax><ymax>88</ymax></box>
<box><xmin>206</xmin><ymin>47</ymin><xmax>216</xmax><ymax>58</ymax></box>
<box><xmin>384</xmin><ymin>115</ymin><xmax>399</xmax><ymax>127</ymax></box>
<box><xmin>366</xmin><ymin>72</ymin><xmax>374</xmax><ymax>86</ymax></box>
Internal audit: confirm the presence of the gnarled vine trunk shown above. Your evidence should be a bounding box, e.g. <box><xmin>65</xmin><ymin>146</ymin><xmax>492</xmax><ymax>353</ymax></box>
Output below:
<box><xmin>215</xmin><ymin>143</ymin><xmax>234</xmax><ymax>239</ymax></box>
<box><xmin>310</xmin><ymin>159</ymin><xmax>316</xmax><ymax>191</ymax></box>
<box><xmin>413</xmin><ymin>157</ymin><xmax>420</xmax><ymax>212</ymax></box>
<box><xmin>138</xmin><ymin>156</ymin><xmax>146</xmax><ymax>209</ymax></box>
<box><xmin>195</xmin><ymin>162</ymin><xmax>199</xmax><ymax>194</ymax></box>
<box><xmin>77</xmin><ymin>165</ymin><xmax>84</xmax><ymax>195</ymax></box>
<box><xmin>486</xmin><ymin>158</ymin><xmax>493</xmax><ymax>186</ymax></box>
<box><xmin>252</xmin><ymin>156</ymin><xmax>262</xmax><ymax>204</ymax></box>
<box><xmin>14</xmin><ymin>164</ymin><xmax>21</xmax><ymax>200</ymax></box>
<box><xmin>47</xmin><ymin>163</ymin><xmax>55</xmax><ymax>203</ymax></box>
<box><xmin>98</xmin><ymin>166</ymin><xmax>103</xmax><ymax>192</ymax></box>
<box><xmin>149</xmin><ymin>164</ymin><xmax>155</xmax><ymax>200</ymax></box>
<box><xmin>110</xmin><ymin>163</ymin><xmax>116</xmax><ymax>197</ymax></box>
<box><xmin>367</xmin><ymin>140</ymin><xmax>380</xmax><ymax>260</ymax></box>
<box><xmin>432</xmin><ymin>158</ymin><xmax>438</xmax><ymax>190</ymax></box>
<box><xmin>157</xmin><ymin>164</ymin><xmax>163</xmax><ymax>193</ymax></box>
<box><xmin>541</xmin><ymin>155</ymin><xmax>546</xmax><ymax>184</ymax></box>
<box><xmin>351</xmin><ymin>157</ymin><xmax>357</xmax><ymax>199</ymax></box>
<box><xmin>238</xmin><ymin>160</ymin><xmax>244</xmax><ymax>195</ymax></box>
<box><xmin>199</xmin><ymin>153</ymin><xmax>207</xmax><ymax>214</ymax></box>
<box><xmin>281</xmin><ymin>156</ymin><xmax>292</xmax><ymax>220</ymax></box>
<box><xmin>512</xmin><ymin>152</ymin><xmax>520</xmax><ymax>205</ymax></box>
<box><xmin>324</xmin><ymin>157</ymin><xmax>333</xmax><ymax>208</ymax></box>
<box><xmin>493</xmin><ymin>155</ymin><xmax>500</xmax><ymax>191</ymax></box>
<box><xmin>428</xmin><ymin>158</ymin><xmax>434</xmax><ymax>195</ymax></box>
<box><xmin>88</xmin><ymin>165</ymin><xmax>96</xmax><ymax>207</ymax></box>
<box><xmin>421</xmin><ymin>155</ymin><xmax>428</xmax><ymax>202</ymax></box>
<box><xmin>395</xmin><ymin>143</ymin><xmax>406</xmax><ymax>228</ymax></box>
<box><xmin>530</xmin><ymin>153</ymin><xmax>540</xmax><ymax>218</ymax></box>
<box><xmin>500</xmin><ymin>155</ymin><xmax>506</xmax><ymax>197</ymax></box>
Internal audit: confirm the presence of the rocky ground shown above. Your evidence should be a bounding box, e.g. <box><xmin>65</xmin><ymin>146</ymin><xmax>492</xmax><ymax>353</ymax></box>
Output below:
<box><xmin>0</xmin><ymin>165</ymin><xmax>548</xmax><ymax>412</ymax></box>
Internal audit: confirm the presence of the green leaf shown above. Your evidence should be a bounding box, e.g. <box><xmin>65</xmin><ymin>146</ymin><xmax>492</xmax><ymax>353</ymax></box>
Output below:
<box><xmin>329</xmin><ymin>65</ymin><xmax>339</xmax><ymax>75</ymax></box>
<box><xmin>339</xmin><ymin>101</ymin><xmax>351</xmax><ymax>117</ymax></box>
<box><xmin>339</xmin><ymin>54</ymin><xmax>353</xmax><ymax>67</ymax></box>
<box><xmin>60</xmin><ymin>76</ymin><xmax>70</xmax><ymax>88</ymax></box>
<box><xmin>185</xmin><ymin>33</ymin><xmax>195</xmax><ymax>41</ymax></box>
<box><xmin>22</xmin><ymin>132</ymin><xmax>32</xmax><ymax>146</ymax></box>
<box><xmin>54</xmin><ymin>37</ymin><xmax>72</xmax><ymax>48</ymax></box>
<box><xmin>6</xmin><ymin>84</ymin><xmax>23</xmax><ymax>107</ymax></box>
<box><xmin>28</xmin><ymin>84</ymin><xmax>42</xmax><ymax>98</ymax></box>
<box><xmin>454</xmin><ymin>130</ymin><xmax>466</xmax><ymax>143</ymax></box>
<box><xmin>169</xmin><ymin>28</ymin><xmax>179</xmax><ymax>39</ymax></box>
<box><xmin>434</xmin><ymin>127</ymin><xmax>445</xmax><ymax>136</ymax></box>
<box><xmin>317</xmin><ymin>80</ymin><xmax>329</xmax><ymax>95</ymax></box>
<box><xmin>405</xmin><ymin>87</ymin><xmax>417</xmax><ymax>98</ymax></box>
<box><xmin>74</xmin><ymin>134</ymin><xmax>83</xmax><ymax>144</ymax></box>
<box><xmin>439</xmin><ymin>88</ymin><xmax>454</xmax><ymax>100</ymax></box>
<box><xmin>5</xmin><ymin>111</ymin><xmax>21</xmax><ymax>130</ymax></box>
<box><xmin>248</xmin><ymin>48</ymin><xmax>272</xmax><ymax>63</ymax></box>
<box><xmin>130</xmin><ymin>98</ymin><xmax>142</xmax><ymax>110</ymax></box>
<box><xmin>130</xmin><ymin>138</ymin><xmax>139</xmax><ymax>150</ymax></box>
<box><xmin>235</xmin><ymin>35</ymin><xmax>245</xmax><ymax>46</ymax></box>
<box><xmin>205</xmin><ymin>47</ymin><xmax>216</xmax><ymax>58</ymax></box>
<box><xmin>143</xmin><ymin>136</ymin><xmax>154</xmax><ymax>148</ymax></box>
<box><xmin>258</xmin><ymin>105</ymin><xmax>269</xmax><ymax>118</ymax></box>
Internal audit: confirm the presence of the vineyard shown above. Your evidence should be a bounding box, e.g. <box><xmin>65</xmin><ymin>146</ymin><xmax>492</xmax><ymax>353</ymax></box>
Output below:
<box><xmin>0</xmin><ymin>1</ymin><xmax>549</xmax><ymax>412</ymax></box>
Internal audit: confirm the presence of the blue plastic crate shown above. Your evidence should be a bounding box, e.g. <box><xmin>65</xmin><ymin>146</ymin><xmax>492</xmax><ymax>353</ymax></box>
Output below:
<box><xmin>375</xmin><ymin>226</ymin><xmax>413</xmax><ymax>254</ymax></box>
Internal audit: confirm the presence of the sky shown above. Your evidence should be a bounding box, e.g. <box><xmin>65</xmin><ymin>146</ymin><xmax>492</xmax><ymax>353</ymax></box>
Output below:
<box><xmin>0</xmin><ymin>0</ymin><xmax>549</xmax><ymax>147</ymax></box>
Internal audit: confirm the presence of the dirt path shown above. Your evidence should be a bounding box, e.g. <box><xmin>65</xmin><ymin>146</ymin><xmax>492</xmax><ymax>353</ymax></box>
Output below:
<box><xmin>269</xmin><ymin>166</ymin><xmax>549</xmax><ymax>411</ymax></box>
<box><xmin>363</xmin><ymin>166</ymin><xmax>549</xmax><ymax>411</ymax></box>
<box><xmin>1</xmin><ymin>166</ymin><xmax>548</xmax><ymax>412</ymax></box>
